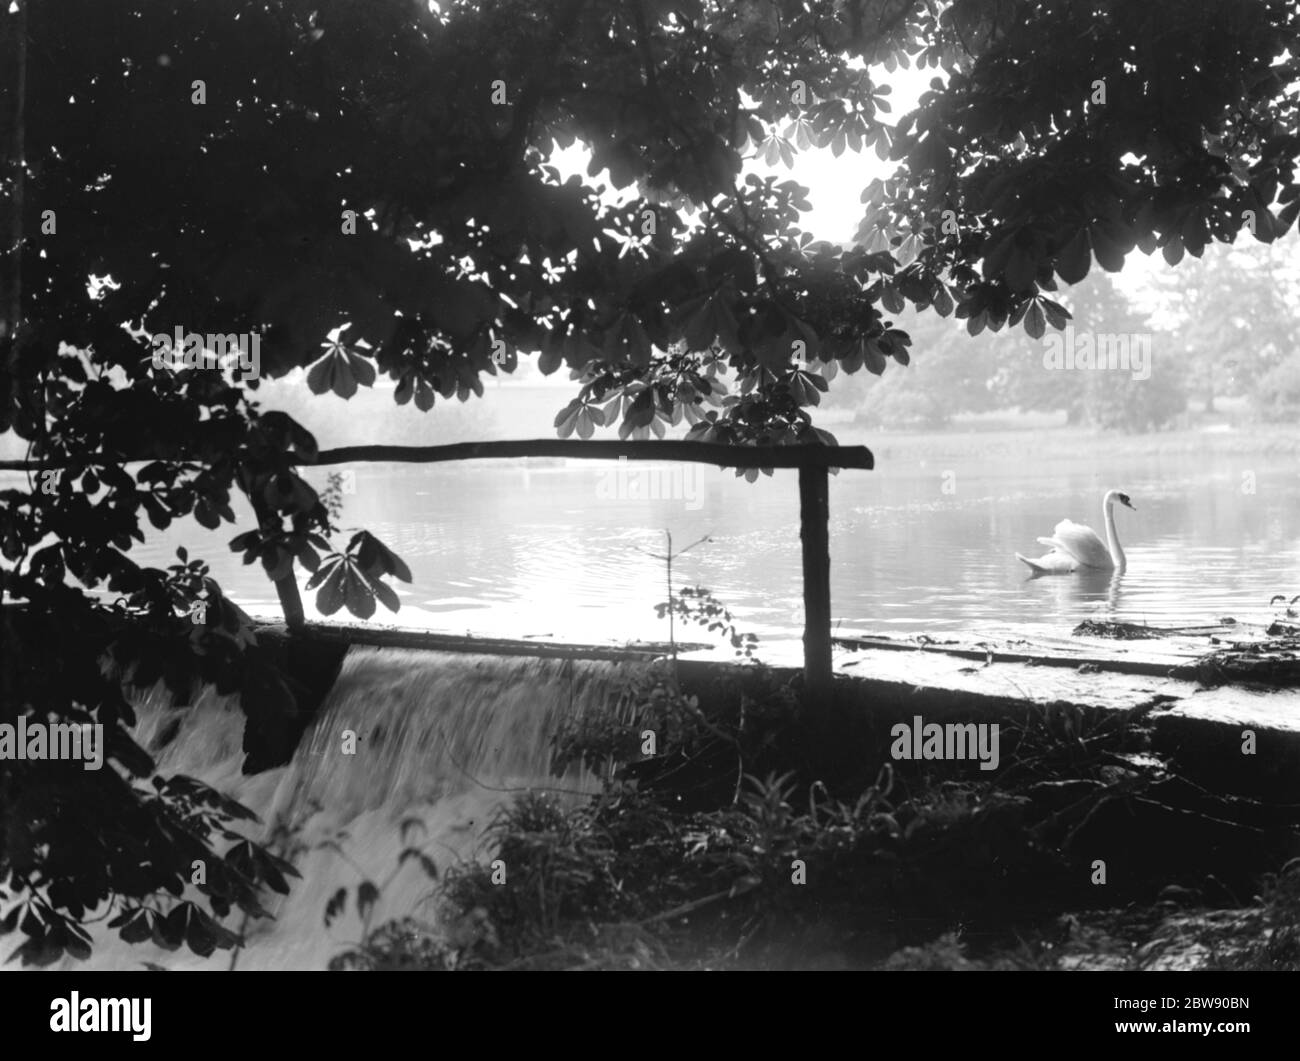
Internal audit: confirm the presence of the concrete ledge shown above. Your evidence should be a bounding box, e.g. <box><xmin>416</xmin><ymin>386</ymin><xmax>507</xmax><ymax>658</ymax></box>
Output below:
<box><xmin>259</xmin><ymin>620</ymin><xmax>708</xmax><ymax>663</ymax></box>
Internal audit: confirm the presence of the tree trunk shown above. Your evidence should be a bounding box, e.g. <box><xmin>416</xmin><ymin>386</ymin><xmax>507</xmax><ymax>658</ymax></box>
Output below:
<box><xmin>249</xmin><ymin>493</ymin><xmax>306</xmax><ymax>629</ymax></box>
<box><xmin>3</xmin><ymin>0</ymin><xmax>28</xmax><ymax>347</ymax></box>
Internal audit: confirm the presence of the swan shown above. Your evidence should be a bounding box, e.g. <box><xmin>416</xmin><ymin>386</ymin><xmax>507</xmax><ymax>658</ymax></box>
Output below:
<box><xmin>1016</xmin><ymin>490</ymin><xmax>1135</xmax><ymax>575</ymax></box>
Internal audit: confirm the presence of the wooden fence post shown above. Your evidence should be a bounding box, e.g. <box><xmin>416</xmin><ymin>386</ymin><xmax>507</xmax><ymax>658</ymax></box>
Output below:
<box><xmin>798</xmin><ymin>464</ymin><xmax>833</xmax><ymax>699</ymax></box>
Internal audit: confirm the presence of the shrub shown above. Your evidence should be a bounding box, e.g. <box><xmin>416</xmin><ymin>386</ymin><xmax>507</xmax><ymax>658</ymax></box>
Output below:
<box><xmin>1253</xmin><ymin>352</ymin><xmax>1300</xmax><ymax>423</ymax></box>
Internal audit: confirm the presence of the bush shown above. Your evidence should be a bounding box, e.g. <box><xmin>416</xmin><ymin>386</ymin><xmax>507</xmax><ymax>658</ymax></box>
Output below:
<box><xmin>1253</xmin><ymin>352</ymin><xmax>1300</xmax><ymax>423</ymax></box>
<box><xmin>856</xmin><ymin>386</ymin><xmax>951</xmax><ymax>430</ymax></box>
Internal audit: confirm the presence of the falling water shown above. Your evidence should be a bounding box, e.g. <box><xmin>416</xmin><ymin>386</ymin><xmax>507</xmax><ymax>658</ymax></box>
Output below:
<box><xmin>42</xmin><ymin>646</ymin><xmax>643</xmax><ymax>971</ymax></box>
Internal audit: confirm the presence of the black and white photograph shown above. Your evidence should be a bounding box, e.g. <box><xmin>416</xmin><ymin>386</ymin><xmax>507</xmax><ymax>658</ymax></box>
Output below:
<box><xmin>1</xmin><ymin>0</ymin><xmax>1297</xmax><ymax>1035</ymax></box>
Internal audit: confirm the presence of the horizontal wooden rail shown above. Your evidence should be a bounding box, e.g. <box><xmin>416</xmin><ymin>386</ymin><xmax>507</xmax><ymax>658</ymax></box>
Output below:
<box><xmin>0</xmin><ymin>439</ymin><xmax>874</xmax><ymax>472</ymax></box>
<box><xmin>311</xmin><ymin>439</ymin><xmax>873</xmax><ymax>470</ymax></box>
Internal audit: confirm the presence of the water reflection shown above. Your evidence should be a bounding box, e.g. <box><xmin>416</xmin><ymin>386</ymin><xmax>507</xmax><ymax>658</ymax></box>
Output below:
<box><xmin>1022</xmin><ymin>567</ymin><xmax>1125</xmax><ymax>616</ymax></box>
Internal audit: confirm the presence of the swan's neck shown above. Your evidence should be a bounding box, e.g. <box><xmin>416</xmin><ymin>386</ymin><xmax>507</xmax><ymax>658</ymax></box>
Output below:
<box><xmin>1103</xmin><ymin>497</ymin><xmax>1126</xmax><ymax>571</ymax></box>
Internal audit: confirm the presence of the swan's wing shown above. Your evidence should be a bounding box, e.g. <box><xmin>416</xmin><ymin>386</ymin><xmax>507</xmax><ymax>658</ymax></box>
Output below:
<box><xmin>1017</xmin><ymin>550</ymin><xmax>1077</xmax><ymax>575</ymax></box>
<box><xmin>1045</xmin><ymin>519</ymin><xmax>1112</xmax><ymax>568</ymax></box>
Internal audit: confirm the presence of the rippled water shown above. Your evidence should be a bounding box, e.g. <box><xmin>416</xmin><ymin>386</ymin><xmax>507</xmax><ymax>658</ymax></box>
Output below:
<box><xmin>62</xmin><ymin>430</ymin><xmax>1300</xmax><ymax>646</ymax></box>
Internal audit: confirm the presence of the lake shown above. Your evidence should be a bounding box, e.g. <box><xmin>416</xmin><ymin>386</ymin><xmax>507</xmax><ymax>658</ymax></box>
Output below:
<box><xmin>60</xmin><ymin>422</ymin><xmax>1300</xmax><ymax>649</ymax></box>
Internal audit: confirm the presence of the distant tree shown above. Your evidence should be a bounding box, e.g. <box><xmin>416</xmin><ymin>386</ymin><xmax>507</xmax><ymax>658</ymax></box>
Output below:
<box><xmin>860</xmin><ymin>271</ymin><xmax>1190</xmax><ymax>433</ymax></box>
<box><xmin>854</xmin><ymin>308</ymin><xmax>1003</xmax><ymax>428</ymax></box>
<box><xmin>1254</xmin><ymin>353</ymin><xmax>1300</xmax><ymax>423</ymax></box>
<box><xmin>1146</xmin><ymin>237</ymin><xmax>1300</xmax><ymax>413</ymax></box>
<box><xmin>991</xmin><ymin>272</ymin><xmax>1186</xmax><ymax>431</ymax></box>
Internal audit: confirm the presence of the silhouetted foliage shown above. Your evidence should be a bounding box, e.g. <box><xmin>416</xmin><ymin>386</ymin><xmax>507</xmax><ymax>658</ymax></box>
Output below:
<box><xmin>1</xmin><ymin>0</ymin><xmax>1297</xmax><ymax>962</ymax></box>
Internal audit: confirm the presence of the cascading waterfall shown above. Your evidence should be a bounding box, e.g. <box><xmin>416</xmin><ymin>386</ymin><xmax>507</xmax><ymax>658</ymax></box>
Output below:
<box><xmin>44</xmin><ymin>646</ymin><xmax>644</xmax><ymax>971</ymax></box>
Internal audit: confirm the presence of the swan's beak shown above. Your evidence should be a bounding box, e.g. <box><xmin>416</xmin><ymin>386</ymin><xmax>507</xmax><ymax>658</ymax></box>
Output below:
<box><xmin>1119</xmin><ymin>497</ymin><xmax>1136</xmax><ymax>511</ymax></box>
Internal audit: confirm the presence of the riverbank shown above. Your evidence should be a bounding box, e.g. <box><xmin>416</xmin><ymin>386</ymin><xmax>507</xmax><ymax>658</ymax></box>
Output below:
<box><xmin>828</xmin><ymin>407</ymin><xmax>1300</xmax><ymax>463</ymax></box>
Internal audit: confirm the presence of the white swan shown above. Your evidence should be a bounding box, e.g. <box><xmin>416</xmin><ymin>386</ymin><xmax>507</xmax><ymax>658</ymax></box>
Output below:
<box><xmin>1017</xmin><ymin>490</ymin><xmax>1135</xmax><ymax>575</ymax></box>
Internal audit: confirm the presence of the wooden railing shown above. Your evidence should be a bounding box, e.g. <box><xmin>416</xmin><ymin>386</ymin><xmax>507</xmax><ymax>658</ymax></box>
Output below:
<box><xmin>2</xmin><ymin>439</ymin><xmax>875</xmax><ymax>695</ymax></box>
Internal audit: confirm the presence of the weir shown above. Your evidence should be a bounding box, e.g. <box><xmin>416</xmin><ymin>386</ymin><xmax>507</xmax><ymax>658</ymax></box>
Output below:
<box><xmin>54</xmin><ymin>647</ymin><xmax>645</xmax><ymax>971</ymax></box>
<box><xmin>20</xmin><ymin>619</ymin><xmax>1298</xmax><ymax>971</ymax></box>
